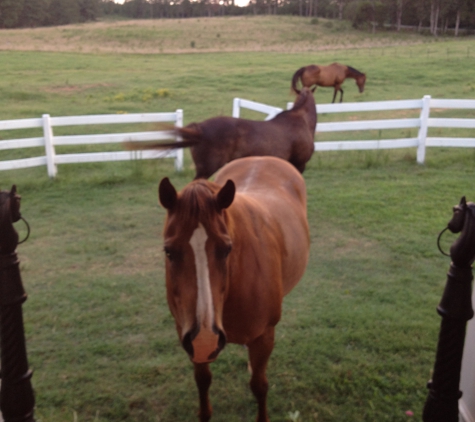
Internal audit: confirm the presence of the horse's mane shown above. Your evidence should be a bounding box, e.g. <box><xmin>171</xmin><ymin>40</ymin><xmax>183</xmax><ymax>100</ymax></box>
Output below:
<box><xmin>176</xmin><ymin>180</ymin><xmax>221</xmax><ymax>227</ymax></box>
<box><xmin>347</xmin><ymin>65</ymin><xmax>365</xmax><ymax>76</ymax></box>
<box><xmin>291</xmin><ymin>89</ymin><xmax>310</xmax><ymax>110</ymax></box>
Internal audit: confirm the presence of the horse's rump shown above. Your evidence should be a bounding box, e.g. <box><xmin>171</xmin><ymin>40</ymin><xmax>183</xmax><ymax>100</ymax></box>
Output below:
<box><xmin>291</xmin><ymin>65</ymin><xmax>321</xmax><ymax>93</ymax></box>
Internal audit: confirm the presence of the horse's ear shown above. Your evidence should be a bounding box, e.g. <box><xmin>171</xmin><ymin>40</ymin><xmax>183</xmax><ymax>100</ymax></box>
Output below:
<box><xmin>158</xmin><ymin>177</ymin><xmax>177</xmax><ymax>210</ymax></box>
<box><xmin>216</xmin><ymin>180</ymin><xmax>235</xmax><ymax>211</ymax></box>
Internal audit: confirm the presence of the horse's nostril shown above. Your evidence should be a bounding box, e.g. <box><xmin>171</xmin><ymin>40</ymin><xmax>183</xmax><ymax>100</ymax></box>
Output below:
<box><xmin>218</xmin><ymin>329</ymin><xmax>227</xmax><ymax>351</ymax></box>
<box><xmin>182</xmin><ymin>332</ymin><xmax>193</xmax><ymax>357</ymax></box>
<box><xmin>182</xmin><ymin>329</ymin><xmax>198</xmax><ymax>358</ymax></box>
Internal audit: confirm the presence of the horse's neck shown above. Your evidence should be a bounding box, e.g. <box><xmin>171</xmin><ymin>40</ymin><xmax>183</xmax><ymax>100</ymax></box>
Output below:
<box><xmin>347</xmin><ymin>69</ymin><xmax>357</xmax><ymax>79</ymax></box>
<box><xmin>298</xmin><ymin>95</ymin><xmax>317</xmax><ymax>130</ymax></box>
<box><xmin>346</xmin><ymin>67</ymin><xmax>360</xmax><ymax>79</ymax></box>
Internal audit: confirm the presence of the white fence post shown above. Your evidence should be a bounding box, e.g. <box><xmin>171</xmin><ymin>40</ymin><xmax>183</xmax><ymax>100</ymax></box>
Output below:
<box><xmin>232</xmin><ymin>98</ymin><xmax>241</xmax><ymax>118</ymax></box>
<box><xmin>175</xmin><ymin>109</ymin><xmax>183</xmax><ymax>172</ymax></box>
<box><xmin>417</xmin><ymin>95</ymin><xmax>431</xmax><ymax>164</ymax></box>
<box><xmin>42</xmin><ymin>114</ymin><xmax>57</xmax><ymax>178</ymax></box>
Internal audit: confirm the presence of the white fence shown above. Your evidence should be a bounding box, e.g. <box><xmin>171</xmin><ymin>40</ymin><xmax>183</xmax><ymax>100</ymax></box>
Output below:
<box><xmin>232</xmin><ymin>98</ymin><xmax>283</xmax><ymax>121</ymax></box>
<box><xmin>2</xmin><ymin>96</ymin><xmax>475</xmax><ymax>178</ymax></box>
<box><xmin>0</xmin><ymin>111</ymin><xmax>183</xmax><ymax>178</ymax></box>
<box><xmin>232</xmin><ymin>95</ymin><xmax>475</xmax><ymax>164</ymax></box>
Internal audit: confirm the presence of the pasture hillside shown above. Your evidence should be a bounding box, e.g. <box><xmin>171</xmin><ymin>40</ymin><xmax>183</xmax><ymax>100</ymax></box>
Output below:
<box><xmin>0</xmin><ymin>16</ymin><xmax>475</xmax><ymax>422</ymax></box>
<box><xmin>0</xmin><ymin>15</ymin><xmax>468</xmax><ymax>55</ymax></box>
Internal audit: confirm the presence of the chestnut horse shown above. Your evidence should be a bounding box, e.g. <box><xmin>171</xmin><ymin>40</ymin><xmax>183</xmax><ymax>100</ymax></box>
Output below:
<box><xmin>291</xmin><ymin>63</ymin><xmax>366</xmax><ymax>103</ymax></box>
<box><xmin>131</xmin><ymin>87</ymin><xmax>316</xmax><ymax>179</ymax></box>
<box><xmin>158</xmin><ymin>156</ymin><xmax>310</xmax><ymax>422</ymax></box>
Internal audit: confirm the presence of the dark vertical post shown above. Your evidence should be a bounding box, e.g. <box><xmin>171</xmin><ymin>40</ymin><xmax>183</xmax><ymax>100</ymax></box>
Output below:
<box><xmin>0</xmin><ymin>185</ymin><xmax>35</xmax><ymax>422</ymax></box>
<box><xmin>423</xmin><ymin>196</ymin><xmax>475</xmax><ymax>422</ymax></box>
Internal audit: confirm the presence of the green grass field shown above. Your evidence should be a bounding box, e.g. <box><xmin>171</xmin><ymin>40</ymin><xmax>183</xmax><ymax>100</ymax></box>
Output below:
<box><xmin>1</xmin><ymin>16</ymin><xmax>475</xmax><ymax>422</ymax></box>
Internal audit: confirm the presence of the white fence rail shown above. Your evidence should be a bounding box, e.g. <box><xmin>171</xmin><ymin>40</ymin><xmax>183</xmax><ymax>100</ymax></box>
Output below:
<box><xmin>233</xmin><ymin>95</ymin><xmax>475</xmax><ymax>164</ymax></box>
<box><xmin>0</xmin><ymin>111</ymin><xmax>183</xmax><ymax>178</ymax></box>
<box><xmin>232</xmin><ymin>98</ymin><xmax>283</xmax><ymax>121</ymax></box>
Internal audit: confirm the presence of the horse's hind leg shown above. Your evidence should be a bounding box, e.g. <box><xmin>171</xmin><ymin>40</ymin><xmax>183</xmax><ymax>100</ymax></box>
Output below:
<box><xmin>247</xmin><ymin>327</ymin><xmax>275</xmax><ymax>422</ymax></box>
<box><xmin>194</xmin><ymin>363</ymin><xmax>213</xmax><ymax>422</ymax></box>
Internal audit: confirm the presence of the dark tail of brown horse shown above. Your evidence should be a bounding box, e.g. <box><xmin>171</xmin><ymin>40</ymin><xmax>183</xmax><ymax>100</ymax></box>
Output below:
<box><xmin>291</xmin><ymin>67</ymin><xmax>306</xmax><ymax>94</ymax></box>
<box><xmin>124</xmin><ymin>125</ymin><xmax>201</xmax><ymax>151</ymax></box>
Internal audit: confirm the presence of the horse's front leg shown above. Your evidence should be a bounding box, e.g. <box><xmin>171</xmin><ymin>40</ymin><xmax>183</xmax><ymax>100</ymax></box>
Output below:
<box><xmin>332</xmin><ymin>87</ymin><xmax>338</xmax><ymax>103</ymax></box>
<box><xmin>247</xmin><ymin>327</ymin><xmax>275</xmax><ymax>422</ymax></box>
<box><xmin>339</xmin><ymin>87</ymin><xmax>344</xmax><ymax>103</ymax></box>
<box><xmin>194</xmin><ymin>363</ymin><xmax>213</xmax><ymax>422</ymax></box>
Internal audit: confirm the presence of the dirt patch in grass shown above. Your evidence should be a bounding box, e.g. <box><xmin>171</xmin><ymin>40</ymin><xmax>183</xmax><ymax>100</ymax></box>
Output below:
<box><xmin>42</xmin><ymin>83</ymin><xmax>114</xmax><ymax>93</ymax></box>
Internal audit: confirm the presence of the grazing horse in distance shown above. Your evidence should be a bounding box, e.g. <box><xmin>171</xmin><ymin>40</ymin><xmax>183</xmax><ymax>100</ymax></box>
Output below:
<box><xmin>128</xmin><ymin>87</ymin><xmax>316</xmax><ymax>179</ymax></box>
<box><xmin>158</xmin><ymin>156</ymin><xmax>310</xmax><ymax>422</ymax></box>
<box><xmin>291</xmin><ymin>63</ymin><xmax>366</xmax><ymax>103</ymax></box>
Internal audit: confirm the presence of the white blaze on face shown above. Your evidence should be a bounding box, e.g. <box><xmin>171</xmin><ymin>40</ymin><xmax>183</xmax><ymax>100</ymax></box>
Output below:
<box><xmin>189</xmin><ymin>223</ymin><xmax>213</xmax><ymax>330</ymax></box>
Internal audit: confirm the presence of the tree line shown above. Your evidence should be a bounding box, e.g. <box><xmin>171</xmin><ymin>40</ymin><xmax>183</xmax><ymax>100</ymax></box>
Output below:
<box><xmin>0</xmin><ymin>0</ymin><xmax>100</xmax><ymax>28</ymax></box>
<box><xmin>0</xmin><ymin>0</ymin><xmax>473</xmax><ymax>35</ymax></box>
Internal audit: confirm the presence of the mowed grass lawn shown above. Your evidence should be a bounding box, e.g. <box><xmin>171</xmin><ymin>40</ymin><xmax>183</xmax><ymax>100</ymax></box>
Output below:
<box><xmin>1</xmin><ymin>16</ymin><xmax>475</xmax><ymax>422</ymax></box>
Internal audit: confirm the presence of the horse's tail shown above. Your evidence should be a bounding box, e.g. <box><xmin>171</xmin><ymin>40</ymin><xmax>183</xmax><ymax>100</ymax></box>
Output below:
<box><xmin>124</xmin><ymin>124</ymin><xmax>201</xmax><ymax>151</ymax></box>
<box><xmin>291</xmin><ymin>67</ymin><xmax>306</xmax><ymax>94</ymax></box>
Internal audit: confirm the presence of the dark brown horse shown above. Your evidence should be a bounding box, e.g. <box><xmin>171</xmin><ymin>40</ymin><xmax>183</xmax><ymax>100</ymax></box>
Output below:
<box><xmin>130</xmin><ymin>88</ymin><xmax>316</xmax><ymax>179</ymax></box>
<box><xmin>159</xmin><ymin>156</ymin><xmax>310</xmax><ymax>421</ymax></box>
<box><xmin>291</xmin><ymin>63</ymin><xmax>366</xmax><ymax>103</ymax></box>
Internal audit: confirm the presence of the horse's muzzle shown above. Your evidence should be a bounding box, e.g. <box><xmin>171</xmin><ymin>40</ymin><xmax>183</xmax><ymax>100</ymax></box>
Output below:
<box><xmin>182</xmin><ymin>324</ymin><xmax>226</xmax><ymax>363</ymax></box>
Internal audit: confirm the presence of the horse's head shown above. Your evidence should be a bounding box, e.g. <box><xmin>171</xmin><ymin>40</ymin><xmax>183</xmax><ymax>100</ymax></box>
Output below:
<box><xmin>0</xmin><ymin>185</ymin><xmax>22</xmax><ymax>255</ymax></box>
<box><xmin>356</xmin><ymin>73</ymin><xmax>366</xmax><ymax>93</ymax></box>
<box><xmin>159</xmin><ymin>177</ymin><xmax>235</xmax><ymax>363</ymax></box>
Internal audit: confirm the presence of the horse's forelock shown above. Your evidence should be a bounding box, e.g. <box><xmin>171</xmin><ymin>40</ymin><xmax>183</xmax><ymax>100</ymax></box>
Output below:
<box><xmin>176</xmin><ymin>181</ymin><xmax>220</xmax><ymax>227</ymax></box>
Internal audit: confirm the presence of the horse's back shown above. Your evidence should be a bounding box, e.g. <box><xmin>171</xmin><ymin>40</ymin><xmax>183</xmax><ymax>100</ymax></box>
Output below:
<box><xmin>215</xmin><ymin>156</ymin><xmax>309</xmax><ymax>296</ymax></box>
<box><xmin>302</xmin><ymin>62</ymin><xmax>347</xmax><ymax>87</ymax></box>
<box><xmin>215</xmin><ymin>156</ymin><xmax>306</xmax><ymax>206</ymax></box>
<box><xmin>192</xmin><ymin>114</ymin><xmax>313</xmax><ymax>178</ymax></box>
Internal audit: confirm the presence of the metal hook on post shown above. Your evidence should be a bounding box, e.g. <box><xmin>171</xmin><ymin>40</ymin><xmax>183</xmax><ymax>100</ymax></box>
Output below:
<box><xmin>16</xmin><ymin>217</ymin><xmax>30</xmax><ymax>245</ymax></box>
<box><xmin>436</xmin><ymin>226</ymin><xmax>451</xmax><ymax>257</ymax></box>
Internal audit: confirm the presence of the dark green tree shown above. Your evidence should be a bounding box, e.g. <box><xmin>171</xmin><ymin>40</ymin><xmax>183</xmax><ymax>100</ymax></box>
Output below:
<box><xmin>0</xmin><ymin>0</ymin><xmax>25</xmax><ymax>28</ymax></box>
<box><xmin>47</xmin><ymin>0</ymin><xmax>81</xmax><ymax>25</ymax></box>
<box><xmin>79</xmin><ymin>0</ymin><xmax>100</xmax><ymax>21</ymax></box>
<box><xmin>18</xmin><ymin>0</ymin><xmax>48</xmax><ymax>27</ymax></box>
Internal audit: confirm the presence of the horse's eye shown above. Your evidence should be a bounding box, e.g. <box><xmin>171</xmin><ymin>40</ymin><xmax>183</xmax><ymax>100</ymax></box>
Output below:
<box><xmin>164</xmin><ymin>246</ymin><xmax>179</xmax><ymax>261</ymax></box>
<box><xmin>216</xmin><ymin>244</ymin><xmax>232</xmax><ymax>260</ymax></box>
